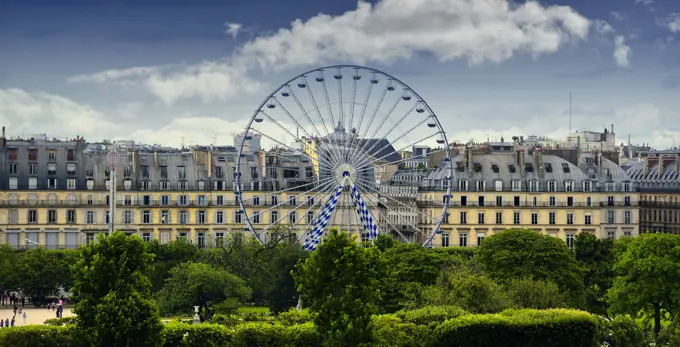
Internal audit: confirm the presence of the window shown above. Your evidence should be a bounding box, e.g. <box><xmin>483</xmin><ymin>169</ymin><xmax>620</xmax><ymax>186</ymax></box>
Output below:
<box><xmin>607</xmin><ymin>231</ymin><xmax>615</xmax><ymax>239</ymax></box>
<box><xmin>216</xmin><ymin>211</ymin><xmax>225</xmax><ymax>224</ymax></box>
<box><xmin>544</xmin><ymin>163</ymin><xmax>553</xmax><ymax>173</ymax></box>
<box><xmin>623</xmin><ymin>182</ymin><xmax>631</xmax><ymax>192</ymax></box>
<box><xmin>8</xmin><ymin>163</ymin><xmax>17</xmax><ymax>175</ymax></box>
<box><xmin>307</xmin><ymin>196</ymin><xmax>315</xmax><ymax>206</ymax></box>
<box><xmin>513</xmin><ymin>196</ymin><xmax>520</xmax><ymax>206</ymax></box>
<box><xmin>607</xmin><ymin>211</ymin><xmax>615</xmax><ymax>224</ymax></box>
<box><xmin>567</xmin><ymin>197</ymin><xmax>574</xmax><ymax>207</ymax></box>
<box><xmin>160</xmin><ymin>181</ymin><xmax>169</xmax><ymax>190</ymax></box>
<box><xmin>197</xmin><ymin>211</ymin><xmax>207</xmax><ymax>224</ymax></box>
<box><xmin>624</xmin><ymin>211</ymin><xmax>632</xmax><ymax>224</ymax></box>
<box><xmin>561</xmin><ymin>163</ymin><xmax>570</xmax><ymax>173</ymax></box>
<box><xmin>441</xmin><ymin>233</ymin><xmax>450</xmax><ymax>247</ymax></box>
<box><xmin>495</xmin><ymin>196</ymin><xmax>503</xmax><ymax>206</ymax></box>
<box><xmin>607</xmin><ymin>196</ymin><xmax>614</xmax><ymax>206</ymax></box>
<box><xmin>28</xmin><ymin>149</ymin><xmax>38</xmax><ymax>161</ymax></box>
<box><xmin>142</xmin><ymin>211</ymin><xmax>151</xmax><ymax>224</ymax></box>
<box><xmin>141</xmin><ymin>165</ymin><xmax>149</xmax><ymax>178</ymax></box>
<box><xmin>476</xmin><ymin>180</ymin><xmax>485</xmax><ymax>191</ymax></box>
<box><xmin>495</xmin><ymin>212</ymin><xmax>502</xmax><ymax>224</ymax></box>
<box><xmin>161</xmin><ymin>195</ymin><xmax>170</xmax><ymax>205</ymax></box>
<box><xmin>160</xmin><ymin>166</ymin><xmax>168</xmax><ymax>179</ymax></box>
<box><xmin>460</xmin><ymin>211</ymin><xmax>467</xmax><ymax>224</ymax></box>
<box><xmin>508</xmin><ymin>164</ymin><xmax>516</xmax><ymax>173</ymax></box>
<box><xmin>511</xmin><ymin>180</ymin><xmax>521</xmax><ymax>192</ymax></box>
<box><xmin>198</xmin><ymin>195</ymin><xmax>208</xmax><ymax>206</ymax></box>
<box><xmin>460</xmin><ymin>196</ymin><xmax>467</xmax><ymax>206</ymax></box>
<box><xmin>586</xmin><ymin>197</ymin><xmax>592</xmax><ymax>207</ymax></box>
<box><xmin>8</xmin><ymin>210</ymin><xmax>18</xmax><ymax>224</ymax></box>
<box><xmin>9</xmin><ymin>177</ymin><xmax>18</xmax><ymax>190</ymax></box>
<box><xmin>28</xmin><ymin>210</ymin><xmax>38</xmax><ymax>224</ymax></box>
<box><xmin>47</xmin><ymin>178</ymin><xmax>57</xmax><ymax>189</ymax></box>
<box><xmin>567</xmin><ymin>213</ymin><xmax>574</xmax><ymax>225</ymax></box>
<box><xmin>513</xmin><ymin>212</ymin><xmax>520</xmax><ymax>224</ymax></box>
<box><xmin>67</xmin><ymin>210</ymin><xmax>76</xmax><ymax>223</ymax></box>
<box><xmin>48</xmin><ymin>210</ymin><xmax>57</xmax><ymax>223</ymax></box>
<box><xmin>585</xmin><ymin>215</ymin><xmax>592</xmax><ymax>225</ymax></box>
<box><xmin>86</xmin><ymin>211</ymin><xmax>95</xmax><ymax>224</ymax></box>
<box><xmin>48</xmin><ymin>149</ymin><xmax>56</xmax><ymax>161</ymax></box>
<box><xmin>8</xmin><ymin>148</ymin><xmax>17</xmax><ymax>161</ymax></box>
<box><xmin>478</xmin><ymin>196</ymin><xmax>485</xmax><ymax>206</ymax></box>
<box><xmin>271</xmin><ymin>196</ymin><xmax>279</xmax><ymax>206</ymax></box>
<box><xmin>564</xmin><ymin>181</ymin><xmax>574</xmax><ymax>192</ymax></box>
<box><xmin>253</xmin><ymin>212</ymin><xmax>261</xmax><ymax>224</ymax></box>
<box><xmin>179</xmin><ymin>195</ymin><xmax>188</xmax><ymax>205</ymax></box>
<box><xmin>459</xmin><ymin>232</ymin><xmax>468</xmax><ymax>247</ymax></box>
<box><xmin>531</xmin><ymin>212</ymin><xmax>538</xmax><ymax>225</ymax></box>
<box><xmin>29</xmin><ymin>164</ymin><xmax>36</xmax><ymax>175</ymax></box>
<box><xmin>458</xmin><ymin>180</ymin><xmax>468</xmax><ymax>191</ymax></box>
<box><xmin>478</xmin><ymin>212</ymin><xmax>485</xmax><ymax>224</ymax></box>
<box><xmin>307</xmin><ymin>212</ymin><xmax>314</xmax><ymax>224</ymax></box>
<box><xmin>566</xmin><ymin>233</ymin><xmax>574</xmax><ymax>249</ymax></box>
<box><xmin>549</xmin><ymin>196</ymin><xmax>556</xmax><ymax>206</ymax></box>
<box><xmin>67</xmin><ymin>179</ymin><xmax>76</xmax><ymax>190</ymax></box>
<box><xmin>529</xmin><ymin>180</ymin><xmax>539</xmax><ymax>192</ymax></box>
<box><xmin>624</xmin><ymin>196</ymin><xmax>631</xmax><ymax>206</ymax></box>
<box><xmin>253</xmin><ymin>196</ymin><xmax>261</xmax><ymax>206</ymax></box>
<box><xmin>123</xmin><ymin>211</ymin><xmax>132</xmax><ymax>224</ymax></box>
<box><xmin>549</xmin><ymin>212</ymin><xmax>556</xmax><ymax>225</ymax></box>
<box><xmin>178</xmin><ymin>166</ymin><xmax>186</xmax><ymax>179</ymax></box>
<box><xmin>160</xmin><ymin>210</ymin><xmax>170</xmax><ymax>224</ymax></box>
<box><xmin>142</xmin><ymin>233</ymin><xmax>152</xmax><ymax>242</ymax></box>
<box><xmin>548</xmin><ymin>181</ymin><xmax>556</xmax><ymax>192</ymax></box>
<box><xmin>142</xmin><ymin>195</ymin><xmax>151</xmax><ymax>206</ymax></box>
<box><xmin>234</xmin><ymin>211</ymin><xmax>242</xmax><ymax>224</ymax></box>
<box><xmin>289</xmin><ymin>196</ymin><xmax>297</xmax><ymax>206</ymax></box>
<box><xmin>66</xmin><ymin>149</ymin><xmax>75</xmax><ymax>161</ymax></box>
<box><xmin>270</xmin><ymin>211</ymin><xmax>279</xmax><ymax>224</ymax></box>
<box><xmin>289</xmin><ymin>212</ymin><xmax>297</xmax><ymax>224</ymax></box>
<box><xmin>86</xmin><ymin>233</ymin><xmax>96</xmax><ymax>244</ymax></box>
<box><xmin>196</xmin><ymin>233</ymin><xmax>206</xmax><ymax>246</ymax></box>
<box><xmin>179</xmin><ymin>211</ymin><xmax>188</xmax><ymax>224</ymax></box>
<box><xmin>477</xmin><ymin>232</ymin><xmax>485</xmax><ymax>245</ymax></box>
<box><xmin>216</xmin><ymin>195</ymin><xmax>224</xmax><ymax>206</ymax></box>
<box><xmin>179</xmin><ymin>181</ymin><xmax>188</xmax><ymax>190</ymax></box>
<box><xmin>491</xmin><ymin>164</ymin><xmax>499</xmax><ymax>173</ymax></box>
<box><xmin>583</xmin><ymin>181</ymin><xmax>591</xmax><ymax>192</ymax></box>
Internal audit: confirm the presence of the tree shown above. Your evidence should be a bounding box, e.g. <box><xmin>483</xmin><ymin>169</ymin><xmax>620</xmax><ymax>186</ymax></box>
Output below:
<box><xmin>0</xmin><ymin>244</ymin><xmax>20</xmax><ymax>303</ymax></box>
<box><xmin>502</xmin><ymin>278</ymin><xmax>567</xmax><ymax>310</ymax></box>
<box><xmin>607</xmin><ymin>233</ymin><xmax>680</xmax><ymax>338</ymax></box>
<box><xmin>294</xmin><ymin>229</ymin><xmax>385</xmax><ymax>347</ymax></box>
<box><xmin>18</xmin><ymin>248</ymin><xmax>68</xmax><ymax>305</ymax></box>
<box><xmin>147</xmin><ymin>238</ymin><xmax>198</xmax><ymax>293</ymax></box>
<box><xmin>574</xmin><ymin>232</ymin><xmax>615</xmax><ymax>316</ymax></box>
<box><xmin>420</xmin><ymin>261</ymin><xmax>510</xmax><ymax>313</ymax></box>
<box><xmin>156</xmin><ymin>262</ymin><xmax>251</xmax><ymax>321</ymax></box>
<box><xmin>72</xmin><ymin>232</ymin><xmax>163</xmax><ymax>347</ymax></box>
<box><xmin>265</xmin><ymin>241</ymin><xmax>308</xmax><ymax>313</ymax></box>
<box><xmin>475</xmin><ymin>229</ymin><xmax>585</xmax><ymax>307</ymax></box>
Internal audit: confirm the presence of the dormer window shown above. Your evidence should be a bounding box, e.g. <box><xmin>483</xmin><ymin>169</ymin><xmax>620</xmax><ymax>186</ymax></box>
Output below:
<box><xmin>564</xmin><ymin>180</ymin><xmax>574</xmax><ymax>192</ymax></box>
<box><xmin>583</xmin><ymin>181</ymin><xmax>592</xmax><ymax>192</ymax></box>
<box><xmin>561</xmin><ymin>163</ymin><xmax>570</xmax><ymax>173</ymax></box>
<box><xmin>473</xmin><ymin>163</ymin><xmax>482</xmax><ymax>172</ymax></box>
<box><xmin>525</xmin><ymin>163</ymin><xmax>534</xmax><ymax>172</ymax></box>
<box><xmin>491</xmin><ymin>164</ymin><xmax>499</xmax><ymax>173</ymax></box>
<box><xmin>508</xmin><ymin>164</ymin><xmax>516</xmax><ymax>173</ymax></box>
<box><xmin>545</xmin><ymin>163</ymin><xmax>553</xmax><ymax>173</ymax></box>
<box><xmin>458</xmin><ymin>179</ymin><xmax>468</xmax><ymax>191</ymax></box>
<box><xmin>455</xmin><ymin>162</ymin><xmax>464</xmax><ymax>172</ymax></box>
<box><xmin>548</xmin><ymin>180</ymin><xmax>557</xmax><ymax>192</ymax></box>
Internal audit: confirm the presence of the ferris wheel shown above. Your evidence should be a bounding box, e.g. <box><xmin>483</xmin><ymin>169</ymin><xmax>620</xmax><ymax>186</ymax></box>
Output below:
<box><xmin>235</xmin><ymin>65</ymin><xmax>452</xmax><ymax>250</ymax></box>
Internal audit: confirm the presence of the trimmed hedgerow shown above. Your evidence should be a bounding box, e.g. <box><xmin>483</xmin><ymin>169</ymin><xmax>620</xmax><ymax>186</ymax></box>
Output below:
<box><xmin>0</xmin><ymin>325</ymin><xmax>74</xmax><ymax>347</ymax></box>
<box><xmin>371</xmin><ymin>314</ymin><xmax>428</xmax><ymax>347</ymax></box>
<box><xmin>276</xmin><ymin>308</ymin><xmax>316</xmax><ymax>326</ymax></box>
<box><xmin>394</xmin><ymin>305</ymin><xmax>467</xmax><ymax>327</ymax></box>
<box><xmin>43</xmin><ymin>316</ymin><xmax>78</xmax><ymax>326</ymax></box>
<box><xmin>432</xmin><ymin>309</ymin><xmax>598</xmax><ymax>347</ymax></box>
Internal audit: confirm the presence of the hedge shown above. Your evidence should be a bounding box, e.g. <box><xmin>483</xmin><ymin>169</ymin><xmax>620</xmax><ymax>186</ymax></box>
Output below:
<box><xmin>0</xmin><ymin>309</ymin><xmax>599</xmax><ymax>347</ymax></box>
<box><xmin>43</xmin><ymin>316</ymin><xmax>78</xmax><ymax>327</ymax></box>
<box><xmin>432</xmin><ymin>309</ymin><xmax>598</xmax><ymax>347</ymax></box>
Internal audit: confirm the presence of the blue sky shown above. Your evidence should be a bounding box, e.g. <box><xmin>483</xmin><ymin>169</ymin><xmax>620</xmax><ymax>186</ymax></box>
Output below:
<box><xmin>1</xmin><ymin>0</ymin><xmax>679</xmax><ymax>149</ymax></box>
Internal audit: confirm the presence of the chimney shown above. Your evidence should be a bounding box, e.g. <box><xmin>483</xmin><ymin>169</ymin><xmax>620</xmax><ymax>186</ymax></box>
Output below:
<box><xmin>576</xmin><ymin>136</ymin><xmax>581</xmax><ymax>150</ymax></box>
<box><xmin>2</xmin><ymin>126</ymin><xmax>5</xmax><ymax>139</ymax></box>
<box><xmin>154</xmin><ymin>149</ymin><xmax>159</xmax><ymax>167</ymax></box>
<box><xmin>464</xmin><ymin>147</ymin><xmax>473</xmax><ymax>174</ymax></box>
<box><xmin>596</xmin><ymin>151</ymin><xmax>602</xmax><ymax>172</ymax></box>
<box><xmin>533</xmin><ymin>147</ymin><xmax>544</xmax><ymax>177</ymax></box>
<box><xmin>659</xmin><ymin>155</ymin><xmax>665</xmax><ymax>177</ymax></box>
<box><xmin>643</xmin><ymin>156</ymin><xmax>649</xmax><ymax>175</ymax></box>
<box><xmin>516</xmin><ymin>148</ymin><xmax>525</xmax><ymax>175</ymax></box>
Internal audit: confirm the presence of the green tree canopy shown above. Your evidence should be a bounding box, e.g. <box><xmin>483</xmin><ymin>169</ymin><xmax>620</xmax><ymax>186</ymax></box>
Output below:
<box><xmin>294</xmin><ymin>229</ymin><xmax>385</xmax><ymax>347</ymax></box>
<box><xmin>607</xmin><ymin>233</ymin><xmax>680</xmax><ymax>337</ymax></box>
<box><xmin>18</xmin><ymin>248</ymin><xmax>73</xmax><ymax>304</ymax></box>
<box><xmin>71</xmin><ymin>232</ymin><xmax>163</xmax><ymax>347</ymax></box>
<box><xmin>0</xmin><ymin>244</ymin><xmax>21</xmax><ymax>295</ymax></box>
<box><xmin>147</xmin><ymin>238</ymin><xmax>198</xmax><ymax>292</ymax></box>
<box><xmin>475</xmin><ymin>229</ymin><xmax>585</xmax><ymax>307</ymax></box>
<box><xmin>574</xmin><ymin>232</ymin><xmax>615</xmax><ymax>316</ymax></box>
<box><xmin>156</xmin><ymin>262</ymin><xmax>251</xmax><ymax>321</ymax></box>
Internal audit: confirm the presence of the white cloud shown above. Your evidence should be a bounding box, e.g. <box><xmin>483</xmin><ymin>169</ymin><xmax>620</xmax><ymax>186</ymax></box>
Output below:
<box><xmin>666</xmin><ymin>14</ymin><xmax>680</xmax><ymax>33</ymax></box>
<box><xmin>610</xmin><ymin>11</ymin><xmax>624</xmax><ymax>21</ymax></box>
<box><xmin>594</xmin><ymin>19</ymin><xmax>614</xmax><ymax>34</ymax></box>
<box><xmin>635</xmin><ymin>0</ymin><xmax>654</xmax><ymax>6</ymax></box>
<box><xmin>225</xmin><ymin>22</ymin><xmax>243</xmax><ymax>39</ymax></box>
<box><xmin>68</xmin><ymin>0</ymin><xmax>591</xmax><ymax>104</ymax></box>
<box><xmin>0</xmin><ymin>88</ymin><xmax>122</xmax><ymax>140</ymax></box>
<box><xmin>613</xmin><ymin>35</ymin><xmax>632</xmax><ymax>69</ymax></box>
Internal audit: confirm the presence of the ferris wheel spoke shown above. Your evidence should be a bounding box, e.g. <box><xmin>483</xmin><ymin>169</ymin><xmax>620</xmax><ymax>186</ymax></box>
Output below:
<box><xmin>301</xmin><ymin>76</ymin><xmax>333</xmax><ymax>140</ymax></box>
<box><xmin>239</xmin><ymin>176</ymin><xmax>336</xmax><ymax>203</ymax></box>
<box><xmin>335</xmin><ymin>68</ymin><xmax>345</xmax><ymax>126</ymax></box>
<box><xmin>285</xmin><ymin>84</ymin><xmax>332</xmax><ymax>142</ymax></box>
<box><xmin>258</xmin><ymin>179</ymin><xmax>337</xmax><ymax>234</ymax></box>
<box><xmin>356</xmin><ymin>79</ymin><xmax>391</xmax><ymax>145</ymax></box>
<box><xmin>354</xmin><ymin>176</ymin><xmax>442</xmax><ymax>224</ymax></box>
<box><xmin>246</xmin><ymin>125</ymin><xmax>337</xmax><ymax>170</ymax></box>
<box><xmin>271</xmin><ymin>96</ymin><xmax>324</xmax><ymax>144</ymax></box>
<box><xmin>353</xmin><ymin>89</ymin><xmax>406</xmax><ymax>158</ymax></box>
<box><xmin>354</xmin><ymin>132</ymin><xmax>442</xmax><ymax>173</ymax></box>
<box><xmin>352</xmin><ymin>102</ymin><xmax>420</xmax><ymax>164</ymax></box>
<box><xmin>251</xmin><ymin>178</ymin><xmax>336</xmax><ymax>216</ymax></box>
<box><xmin>349</xmin><ymin>68</ymin><xmax>359</xmax><ymax>139</ymax></box>
<box><xmin>354</xmin><ymin>184</ymin><xmax>430</xmax><ymax>239</ymax></box>
<box><xmin>346</xmin><ymin>72</ymin><xmax>375</xmax><ymax>155</ymax></box>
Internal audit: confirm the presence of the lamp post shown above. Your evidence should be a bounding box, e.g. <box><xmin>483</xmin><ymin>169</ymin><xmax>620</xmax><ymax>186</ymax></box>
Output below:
<box><xmin>107</xmin><ymin>150</ymin><xmax>121</xmax><ymax>235</ymax></box>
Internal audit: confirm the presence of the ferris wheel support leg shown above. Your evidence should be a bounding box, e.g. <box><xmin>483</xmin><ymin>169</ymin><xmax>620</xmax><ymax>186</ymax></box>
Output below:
<box><xmin>349</xmin><ymin>184</ymin><xmax>380</xmax><ymax>241</ymax></box>
<box><xmin>303</xmin><ymin>185</ymin><xmax>344</xmax><ymax>251</ymax></box>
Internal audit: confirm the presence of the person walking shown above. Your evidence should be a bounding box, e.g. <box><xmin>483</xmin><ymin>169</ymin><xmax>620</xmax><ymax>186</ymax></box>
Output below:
<box><xmin>4</xmin><ymin>318</ymin><xmax>8</xmax><ymax>327</ymax></box>
<box><xmin>21</xmin><ymin>311</ymin><xmax>26</xmax><ymax>326</ymax></box>
<box><xmin>10</xmin><ymin>317</ymin><xmax>14</xmax><ymax>327</ymax></box>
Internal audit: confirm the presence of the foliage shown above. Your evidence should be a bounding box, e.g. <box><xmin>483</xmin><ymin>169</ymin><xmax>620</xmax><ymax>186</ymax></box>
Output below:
<box><xmin>277</xmin><ymin>308</ymin><xmax>317</xmax><ymax>326</ymax></box>
<box><xmin>162</xmin><ymin>322</ymin><xmax>234</xmax><ymax>347</ymax></box>
<box><xmin>597</xmin><ymin>315</ymin><xmax>648</xmax><ymax>347</ymax></box>
<box><xmin>294</xmin><ymin>229</ymin><xmax>386</xmax><ymax>347</ymax></box>
<box><xmin>420</xmin><ymin>262</ymin><xmax>510</xmax><ymax>314</ymax></box>
<box><xmin>432</xmin><ymin>309</ymin><xmax>598</xmax><ymax>347</ymax></box>
<box><xmin>156</xmin><ymin>262</ymin><xmax>251</xmax><ymax>321</ymax></box>
<box><xmin>371</xmin><ymin>314</ymin><xmax>426</xmax><ymax>347</ymax></box>
<box><xmin>147</xmin><ymin>238</ymin><xmax>199</xmax><ymax>293</ymax></box>
<box><xmin>657</xmin><ymin>319</ymin><xmax>680</xmax><ymax>347</ymax></box>
<box><xmin>0</xmin><ymin>325</ymin><xmax>74</xmax><ymax>347</ymax></box>
<box><xmin>574</xmin><ymin>232</ymin><xmax>616</xmax><ymax>316</ymax></box>
<box><xmin>44</xmin><ymin>316</ymin><xmax>79</xmax><ymax>326</ymax></box>
<box><xmin>374</xmin><ymin>234</ymin><xmax>396</xmax><ymax>252</ymax></box>
<box><xmin>393</xmin><ymin>305</ymin><xmax>466</xmax><ymax>327</ymax></box>
<box><xmin>607</xmin><ymin>233</ymin><xmax>680</xmax><ymax>337</ymax></box>
<box><xmin>0</xmin><ymin>243</ymin><xmax>20</xmax><ymax>294</ymax></box>
<box><xmin>430</xmin><ymin>246</ymin><xmax>477</xmax><ymax>260</ymax></box>
<box><xmin>18</xmin><ymin>248</ymin><xmax>75</xmax><ymax>305</ymax></box>
<box><xmin>475</xmin><ymin>228</ymin><xmax>585</xmax><ymax>307</ymax></box>
<box><xmin>71</xmin><ymin>231</ymin><xmax>164</xmax><ymax>347</ymax></box>
<box><xmin>380</xmin><ymin>243</ymin><xmax>455</xmax><ymax>312</ymax></box>
<box><xmin>263</xmin><ymin>236</ymin><xmax>309</xmax><ymax>314</ymax></box>
<box><xmin>503</xmin><ymin>278</ymin><xmax>567</xmax><ymax>310</ymax></box>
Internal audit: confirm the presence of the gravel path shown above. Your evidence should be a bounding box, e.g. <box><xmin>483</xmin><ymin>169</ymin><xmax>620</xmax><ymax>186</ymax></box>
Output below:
<box><xmin>0</xmin><ymin>307</ymin><xmax>75</xmax><ymax>326</ymax></box>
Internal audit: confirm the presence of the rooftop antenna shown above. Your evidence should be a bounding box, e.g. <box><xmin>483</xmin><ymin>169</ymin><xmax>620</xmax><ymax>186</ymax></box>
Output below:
<box><xmin>180</xmin><ymin>137</ymin><xmax>185</xmax><ymax>149</ymax></box>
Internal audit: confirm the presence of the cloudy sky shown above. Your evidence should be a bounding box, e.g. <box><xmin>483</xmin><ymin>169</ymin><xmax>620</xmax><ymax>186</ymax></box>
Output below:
<box><xmin>1</xmin><ymin>0</ymin><xmax>680</xmax><ymax>149</ymax></box>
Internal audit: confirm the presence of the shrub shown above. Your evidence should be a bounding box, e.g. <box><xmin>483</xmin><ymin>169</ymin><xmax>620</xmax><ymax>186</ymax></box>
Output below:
<box><xmin>162</xmin><ymin>322</ymin><xmax>233</xmax><ymax>347</ymax></box>
<box><xmin>277</xmin><ymin>308</ymin><xmax>316</xmax><ymax>326</ymax></box>
<box><xmin>431</xmin><ymin>247</ymin><xmax>476</xmax><ymax>260</ymax></box>
<box><xmin>371</xmin><ymin>314</ymin><xmax>427</xmax><ymax>347</ymax></box>
<box><xmin>0</xmin><ymin>325</ymin><xmax>74</xmax><ymax>346</ymax></box>
<box><xmin>597</xmin><ymin>315</ymin><xmax>647</xmax><ymax>347</ymax></box>
<box><xmin>284</xmin><ymin>322</ymin><xmax>322</xmax><ymax>347</ymax></box>
<box><xmin>432</xmin><ymin>309</ymin><xmax>598</xmax><ymax>347</ymax></box>
<box><xmin>211</xmin><ymin>313</ymin><xmax>240</xmax><ymax>327</ymax></box>
<box><xmin>394</xmin><ymin>305</ymin><xmax>466</xmax><ymax>327</ymax></box>
<box><xmin>44</xmin><ymin>316</ymin><xmax>79</xmax><ymax>326</ymax></box>
<box><xmin>657</xmin><ymin>319</ymin><xmax>680</xmax><ymax>347</ymax></box>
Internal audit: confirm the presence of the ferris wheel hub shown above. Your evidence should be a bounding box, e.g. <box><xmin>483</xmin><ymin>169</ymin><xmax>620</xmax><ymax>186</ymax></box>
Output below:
<box><xmin>336</xmin><ymin>163</ymin><xmax>356</xmax><ymax>185</ymax></box>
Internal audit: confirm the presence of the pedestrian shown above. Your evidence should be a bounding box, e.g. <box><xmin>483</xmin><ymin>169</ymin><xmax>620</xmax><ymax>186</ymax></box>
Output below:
<box><xmin>10</xmin><ymin>317</ymin><xmax>14</xmax><ymax>327</ymax></box>
<box><xmin>4</xmin><ymin>318</ymin><xmax>7</xmax><ymax>327</ymax></box>
<box><xmin>22</xmin><ymin>311</ymin><xmax>26</xmax><ymax>326</ymax></box>
<box><xmin>12</xmin><ymin>305</ymin><xmax>17</xmax><ymax>316</ymax></box>
<box><xmin>1</xmin><ymin>319</ymin><xmax>4</xmax><ymax>328</ymax></box>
